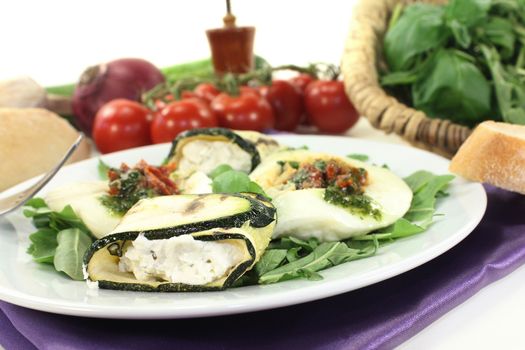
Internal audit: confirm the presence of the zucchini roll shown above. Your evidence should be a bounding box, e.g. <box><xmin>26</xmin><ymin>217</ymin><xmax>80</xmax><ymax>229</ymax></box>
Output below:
<box><xmin>166</xmin><ymin>127</ymin><xmax>280</xmax><ymax>177</ymax></box>
<box><xmin>250</xmin><ymin>150</ymin><xmax>413</xmax><ymax>241</ymax></box>
<box><xmin>83</xmin><ymin>193</ymin><xmax>276</xmax><ymax>291</ymax></box>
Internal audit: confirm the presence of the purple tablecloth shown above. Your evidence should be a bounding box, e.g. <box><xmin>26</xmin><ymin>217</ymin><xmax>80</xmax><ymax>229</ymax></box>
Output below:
<box><xmin>1</xmin><ymin>185</ymin><xmax>524</xmax><ymax>350</ymax></box>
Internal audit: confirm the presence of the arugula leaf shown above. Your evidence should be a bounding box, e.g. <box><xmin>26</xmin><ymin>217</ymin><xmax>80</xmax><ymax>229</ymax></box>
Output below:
<box><xmin>27</xmin><ymin>228</ymin><xmax>58</xmax><ymax>264</ymax></box>
<box><xmin>286</xmin><ymin>247</ymin><xmax>302</xmax><ymax>263</ymax></box>
<box><xmin>23</xmin><ymin>198</ymin><xmax>95</xmax><ymax>280</ymax></box>
<box><xmin>24</xmin><ymin>197</ymin><xmax>48</xmax><ymax>209</ymax></box>
<box><xmin>268</xmin><ymin>236</ymin><xmax>318</xmax><ymax>252</ymax></box>
<box><xmin>347</xmin><ymin>154</ymin><xmax>369</xmax><ymax>162</ymax></box>
<box><xmin>98</xmin><ymin>159</ymin><xmax>111</xmax><ymax>180</ymax></box>
<box><xmin>352</xmin><ymin>218</ymin><xmax>425</xmax><ymax>242</ymax></box>
<box><xmin>259</xmin><ymin>242</ymin><xmax>375</xmax><ymax>284</ymax></box>
<box><xmin>404</xmin><ymin>172</ymin><xmax>455</xmax><ymax>223</ymax></box>
<box><xmin>480</xmin><ymin>44</ymin><xmax>525</xmax><ymax>124</ymax></box>
<box><xmin>54</xmin><ymin>228</ymin><xmax>93</xmax><ymax>281</ymax></box>
<box><xmin>254</xmin><ymin>249</ymin><xmax>287</xmax><ymax>276</ymax></box>
<box><xmin>210</xmin><ymin>165</ymin><xmax>269</xmax><ymax>198</ymax></box>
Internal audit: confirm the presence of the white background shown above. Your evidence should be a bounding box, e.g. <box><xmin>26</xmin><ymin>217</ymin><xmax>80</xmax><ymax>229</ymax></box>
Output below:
<box><xmin>0</xmin><ymin>0</ymin><xmax>524</xmax><ymax>349</ymax></box>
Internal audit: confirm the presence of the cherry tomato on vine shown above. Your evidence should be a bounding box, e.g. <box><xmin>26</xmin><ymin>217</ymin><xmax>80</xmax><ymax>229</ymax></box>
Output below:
<box><xmin>92</xmin><ymin>99</ymin><xmax>152</xmax><ymax>154</ymax></box>
<box><xmin>289</xmin><ymin>74</ymin><xmax>315</xmax><ymax>125</ymax></box>
<box><xmin>151</xmin><ymin>98</ymin><xmax>218</xmax><ymax>143</ymax></box>
<box><xmin>260</xmin><ymin>80</ymin><xmax>303</xmax><ymax>131</ymax></box>
<box><xmin>211</xmin><ymin>90</ymin><xmax>275</xmax><ymax>131</ymax></box>
<box><xmin>153</xmin><ymin>94</ymin><xmax>175</xmax><ymax>112</ymax></box>
<box><xmin>289</xmin><ymin>74</ymin><xmax>315</xmax><ymax>95</ymax></box>
<box><xmin>304</xmin><ymin>80</ymin><xmax>359</xmax><ymax>133</ymax></box>
<box><xmin>194</xmin><ymin>83</ymin><xmax>221</xmax><ymax>103</ymax></box>
<box><xmin>181</xmin><ymin>90</ymin><xmax>198</xmax><ymax>100</ymax></box>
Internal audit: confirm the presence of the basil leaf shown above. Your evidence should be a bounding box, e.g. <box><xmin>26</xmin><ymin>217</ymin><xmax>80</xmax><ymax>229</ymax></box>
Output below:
<box><xmin>412</xmin><ymin>49</ymin><xmax>492</xmax><ymax>125</ymax></box>
<box><xmin>479</xmin><ymin>17</ymin><xmax>516</xmax><ymax>60</ymax></box>
<box><xmin>212</xmin><ymin>171</ymin><xmax>251</xmax><ymax>193</ymax></box>
<box><xmin>54</xmin><ymin>228</ymin><xmax>93</xmax><ymax>281</ymax></box>
<box><xmin>209</xmin><ymin>164</ymin><xmax>234</xmax><ymax>179</ymax></box>
<box><xmin>445</xmin><ymin>0</ymin><xmax>490</xmax><ymax>28</ymax></box>
<box><xmin>384</xmin><ymin>4</ymin><xmax>449</xmax><ymax>71</ymax></box>
<box><xmin>211</xmin><ymin>169</ymin><xmax>268</xmax><ymax>198</ymax></box>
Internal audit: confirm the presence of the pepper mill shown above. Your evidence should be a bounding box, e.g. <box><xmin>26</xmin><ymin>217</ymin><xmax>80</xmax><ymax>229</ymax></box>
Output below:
<box><xmin>206</xmin><ymin>0</ymin><xmax>255</xmax><ymax>75</ymax></box>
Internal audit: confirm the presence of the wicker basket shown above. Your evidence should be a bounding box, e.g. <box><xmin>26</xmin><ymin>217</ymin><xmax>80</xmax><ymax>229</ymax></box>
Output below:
<box><xmin>341</xmin><ymin>0</ymin><xmax>472</xmax><ymax>158</ymax></box>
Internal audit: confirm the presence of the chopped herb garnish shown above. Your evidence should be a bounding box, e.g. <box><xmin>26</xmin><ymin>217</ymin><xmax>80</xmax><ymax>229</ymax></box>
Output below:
<box><xmin>347</xmin><ymin>154</ymin><xmax>369</xmax><ymax>162</ymax></box>
<box><xmin>277</xmin><ymin>160</ymin><xmax>300</xmax><ymax>170</ymax></box>
<box><xmin>313</xmin><ymin>159</ymin><xmax>326</xmax><ymax>171</ymax></box>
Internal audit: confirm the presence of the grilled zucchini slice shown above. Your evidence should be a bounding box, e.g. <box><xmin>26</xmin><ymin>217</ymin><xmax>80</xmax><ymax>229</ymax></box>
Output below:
<box><xmin>166</xmin><ymin>127</ymin><xmax>279</xmax><ymax>177</ymax></box>
<box><xmin>83</xmin><ymin>193</ymin><xmax>276</xmax><ymax>292</ymax></box>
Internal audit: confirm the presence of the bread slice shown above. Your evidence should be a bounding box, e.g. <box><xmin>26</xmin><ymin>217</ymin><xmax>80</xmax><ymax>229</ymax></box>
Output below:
<box><xmin>0</xmin><ymin>108</ymin><xmax>91</xmax><ymax>191</ymax></box>
<box><xmin>449</xmin><ymin>121</ymin><xmax>525</xmax><ymax>194</ymax></box>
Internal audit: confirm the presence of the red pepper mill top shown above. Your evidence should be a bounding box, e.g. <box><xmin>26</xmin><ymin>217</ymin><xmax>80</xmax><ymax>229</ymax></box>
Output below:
<box><xmin>206</xmin><ymin>0</ymin><xmax>255</xmax><ymax>75</ymax></box>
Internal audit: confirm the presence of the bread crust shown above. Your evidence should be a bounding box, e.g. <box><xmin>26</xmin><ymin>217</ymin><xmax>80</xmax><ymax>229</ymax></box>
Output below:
<box><xmin>0</xmin><ymin>108</ymin><xmax>90</xmax><ymax>191</ymax></box>
<box><xmin>449</xmin><ymin>121</ymin><xmax>525</xmax><ymax>194</ymax></box>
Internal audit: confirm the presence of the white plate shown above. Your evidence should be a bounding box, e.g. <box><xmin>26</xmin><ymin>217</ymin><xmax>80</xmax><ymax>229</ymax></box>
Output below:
<box><xmin>0</xmin><ymin>135</ymin><xmax>486</xmax><ymax>319</ymax></box>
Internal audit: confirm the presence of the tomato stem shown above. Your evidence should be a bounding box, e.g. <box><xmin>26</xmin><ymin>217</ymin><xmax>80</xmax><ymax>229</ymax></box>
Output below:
<box><xmin>142</xmin><ymin>61</ymin><xmax>342</xmax><ymax>107</ymax></box>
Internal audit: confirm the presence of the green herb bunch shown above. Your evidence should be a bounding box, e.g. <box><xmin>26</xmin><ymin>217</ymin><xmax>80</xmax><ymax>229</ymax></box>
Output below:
<box><xmin>382</xmin><ymin>0</ymin><xmax>525</xmax><ymax>126</ymax></box>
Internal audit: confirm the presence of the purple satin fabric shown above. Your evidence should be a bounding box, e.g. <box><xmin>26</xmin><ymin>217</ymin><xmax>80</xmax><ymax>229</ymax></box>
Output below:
<box><xmin>1</xmin><ymin>185</ymin><xmax>524</xmax><ymax>350</ymax></box>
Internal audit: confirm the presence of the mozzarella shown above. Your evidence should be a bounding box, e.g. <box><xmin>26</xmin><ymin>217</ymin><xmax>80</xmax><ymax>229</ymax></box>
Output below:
<box><xmin>118</xmin><ymin>234</ymin><xmax>244</xmax><ymax>285</ymax></box>
<box><xmin>180</xmin><ymin>171</ymin><xmax>213</xmax><ymax>194</ymax></box>
<box><xmin>177</xmin><ymin>140</ymin><xmax>252</xmax><ymax>176</ymax></box>
<box><xmin>44</xmin><ymin>181</ymin><xmax>121</xmax><ymax>239</ymax></box>
<box><xmin>250</xmin><ymin>150</ymin><xmax>413</xmax><ymax>241</ymax></box>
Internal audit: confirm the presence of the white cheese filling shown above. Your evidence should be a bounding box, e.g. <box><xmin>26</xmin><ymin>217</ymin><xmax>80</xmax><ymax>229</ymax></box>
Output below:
<box><xmin>118</xmin><ymin>234</ymin><xmax>244</xmax><ymax>285</ymax></box>
<box><xmin>178</xmin><ymin>140</ymin><xmax>252</xmax><ymax>176</ymax></box>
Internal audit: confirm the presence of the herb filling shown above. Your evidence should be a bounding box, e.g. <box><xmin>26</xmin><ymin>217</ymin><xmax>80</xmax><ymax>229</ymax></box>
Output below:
<box><xmin>282</xmin><ymin>159</ymin><xmax>381</xmax><ymax>219</ymax></box>
<box><xmin>100</xmin><ymin>161</ymin><xmax>178</xmax><ymax>215</ymax></box>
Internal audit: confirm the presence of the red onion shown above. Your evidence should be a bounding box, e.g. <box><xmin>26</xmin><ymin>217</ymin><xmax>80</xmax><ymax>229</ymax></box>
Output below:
<box><xmin>72</xmin><ymin>58</ymin><xmax>164</xmax><ymax>135</ymax></box>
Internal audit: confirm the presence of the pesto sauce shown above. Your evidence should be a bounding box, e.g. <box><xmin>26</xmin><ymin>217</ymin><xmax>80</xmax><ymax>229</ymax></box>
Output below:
<box><xmin>100</xmin><ymin>170</ymin><xmax>154</xmax><ymax>215</ymax></box>
<box><xmin>324</xmin><ymin>185</ymin><xmax>382</xmax><ymax>220</ymax></box>
<box><xmin>290</xmin><ymin>168</ymin><xmax>311</xmax><ymax>187</ymax></box>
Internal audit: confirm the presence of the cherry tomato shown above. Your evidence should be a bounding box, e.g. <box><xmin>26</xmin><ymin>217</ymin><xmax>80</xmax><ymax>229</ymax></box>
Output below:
<box><xmin>153</xmin><ymin>94</ymin><xmax>175</xmax><ymax>112</ymax></box>
<box><xmin>93</xmin><ymin>99</ymin><xmax>152</xmax><ymax>154</ymax></box>
<box><xmin>211</xmin><ymin>90</ymin><xmax>275</xmax><ymax>131</ymax></box>
<box><xmin>150</xmin><ymin>98</ymin><xmax>218</xmax><ymax>143</ymax></box>
<box><xmin>181</xmin><ymin>90</ymin><xmax>198</xmax><ymax>100</ymax></box>
<box><xmin>289</xmin><ymin>74</ymin><xmax>315</xmax><ymax>125</ymax></box>
<box><xmin>304</xmin><ymin>80</ymin><xmax>359</xmax><ymax>133</ymax></box>
<box><xmin>289</xmin><ymin>74</ymin><xmax>314</xmax><ymax>95</ymax></box>
<box><xmin>194</xmin><ymin>83</ymin><xmax>220</xmax><ymax>103</ymax></box>
<box><xmin>260</xmin><ymin>80</ymin><xmax>303</xmax><ymax>131</ymax></box>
